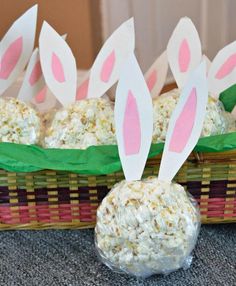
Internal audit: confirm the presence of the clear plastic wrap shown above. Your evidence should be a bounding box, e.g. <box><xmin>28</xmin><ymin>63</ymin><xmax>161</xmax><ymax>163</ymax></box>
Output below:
<box><xmin>152</xmin><ymin>88</ymin><xmax>235</xmax><ymax>142</ymax></box>
<box><xmin>44</xmin><ymin>97</ymin><xmax>116</xmax><ymax>149</ymax></box>
<box><xmin>0</xmin><ymin>97</ymin><xmax>42</xmax><ymax>145</ymax></box>
<box><xmin>95</xmin><ymin>177</ymin><xmax>200</xmax><ymax>278</ymax></box>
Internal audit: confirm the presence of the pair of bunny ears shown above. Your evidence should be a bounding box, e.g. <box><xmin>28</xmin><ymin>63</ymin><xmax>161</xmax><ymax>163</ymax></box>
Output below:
<box><xmin>116</xmin><ymin>54</ymin><xmax>208</xmax><ymax>182</ymax></box>
<box><xmin>168</xmin><ymin>17</ymin><xmax>236</xmax><ymax>98</ymax></box>
<box><xmin>0</xmin><ymin>5</ymin><xmax>56</xmax><ymax>113</ymax></box>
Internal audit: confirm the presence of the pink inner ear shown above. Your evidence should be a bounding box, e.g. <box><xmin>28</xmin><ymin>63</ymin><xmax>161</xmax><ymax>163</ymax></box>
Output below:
<box><xmin>76</xmin><ymin>78</ymin><xmax>89</xmax><ymax>100</ymax></box>
<box><xmin>178</xmin><ymin>39</ymin><xmax>191</xmax><ymax>73</ymax></box>
<box><xmin>169</xmin><ymin>87</ymin><xmax>197</xmax><ymax>153</ymax></box>
<box><xmin>123</xmin><ymin>90</ymin><xmax>141</xmax><ymax>156</ymax></box>
<box><xmin>35</xmin><ymin>86</ymin><xmax>47</xmax><ymax>103</ymax></box>
<box><xmin>0</xmin><ymin>36</ymin><xmax>23</xmax><ymax>79</ymax></box>
<box><xmin>100</xmin><ymin>50</ymin><xmax>115</xmax><ymax>83</ymax></box>
<box><xmin>29</xmin><ymin>60</ymin><xmax>42</xmax><ymax>86</ymax></box>
<box><xmin>51</xmin><ymin>52</ymin><xmax>65</xmax><ymax>83</ymax></box>
<box><xmin>215</xmin><ymin>53</ymin><xmax>236</xmax><ymax>79</ymax></box>
<box><xmin>146</xmin><ymin>70</ymin><xmax>157</xmax><ymax>92</ymax></box>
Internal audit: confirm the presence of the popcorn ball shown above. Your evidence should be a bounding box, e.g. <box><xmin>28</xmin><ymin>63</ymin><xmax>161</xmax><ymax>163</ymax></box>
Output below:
<box><xmin>0</xmin><ymin>98</ymin><xmax>42</xmax><ymax>145</ymax></box>
<box><xmin>44</xmin><ymin>98</ymin><xmax>116</xmax><ymax>149</ymax></box>
<box><xmin>95</xmin><ymin>177</ymin><xmax>200</xmax><ymax>277</ymax></box>
<box><xmin>152</xmin><ymin>88</ymin><xmax>234</xmax><ymax>142</ymax></box>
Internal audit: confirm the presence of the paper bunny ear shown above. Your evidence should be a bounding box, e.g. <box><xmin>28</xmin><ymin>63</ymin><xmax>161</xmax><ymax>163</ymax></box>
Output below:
<box><xmin>144</xmin><ymin>51</ymin><xmax>168</xmax><ymax>98</ymax></box>
<box><xmin>18</xmin><ymin>48</ymin><xmax>57</xmax><ymax>113</ymax></box>
<box><xmin>87</xmin><ymin>18</ymin><xmax>135</xmax><ymax>99</ymax></box>
<box><xmin>115</xmin><ymin>53</ymin><xmax>153</xmax><ymax>181</ymax></box>
<box><xmin>158</xmin><ymin>62</ymin><xmax>208</xmax><ymax>182</ymax></box>
<box><xmin>167</xmin><ymin>17</ymin><xmax>202</xmax><ymax>89</ymax></box>
<box><xmin>18</xmin><ymin>34</ymin><xmax>67</xmax><ymax>111</ymax></box>
<box><xmin>30</xmin><ymin>88</ymin><xmax>57</xmax><ymax>113</ymax></box>
<box><xmin>18</xmin><ymin>48</ymin><xmax>44</xmax><ymax>102</ymax></box>
<box><xmin>39</xmin><ymin>21</ymin><xmax>77</xmax><ymax>107</ymax></box>
<box><xmin>76</xmin><ymin>73</ymin><xmax>90</xmax><ymax>100</ymax></box>
<box><xmin>208</xmin><ymin>41</ymin><xmax>236</xmax><ymax>98</ymax></box>
<box><xmin>202</xmin><ymin>54</ymin><xmax>211</xmax><ymax>73</ymax></box>
<box><xmin>0</xmin><ymin>5</ymin><xmax>38</xmax><ymax>95</ymax></box>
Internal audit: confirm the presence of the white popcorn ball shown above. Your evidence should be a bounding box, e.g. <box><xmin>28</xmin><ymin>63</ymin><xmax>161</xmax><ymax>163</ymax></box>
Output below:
<box><xmin>152</xmin><ymin>88</ymin><xmax>235</xmax><ymax>142</ymax></box>
<box><xmin>95</xmin><ymin>177</ymin><xmax>200</xmax><ymax>278</ymax></box>
<box><xmin>0</xmin><ymin>98</ymin><xmax>42</xmax><ymax>145</ymax></box>
<box><xmin>44</xmin><ymin>97</ymin><xmax>116</xmax><ymax>149</ymax></box>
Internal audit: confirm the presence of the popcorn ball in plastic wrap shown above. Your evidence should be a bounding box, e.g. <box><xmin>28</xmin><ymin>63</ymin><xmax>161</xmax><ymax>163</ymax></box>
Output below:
<box><xmin>0</xmin><ymin>98</ymin><xmax>42</xmax><ymax>145</ymax></box>
<box><xmin>44</xmin><ymin>98</ymin><xmax>116</xmax><ymax>149</ymax></box>
<box><xmin>152</xmin><ymin>88</ymin><xmax>234</xmax><ymax>142</ymax></box>
<box><xmin>163</xmin><ymin>17</ymin><xmax>236</xmax><ymax>142</ymax></box>
<box><xmin>95</xmin><ymin>178</ymin><xmax>200</xmax><ymax>277</ymax></box>
<box><xmin>37</xmin><ymin>18</ymin><xmax>135</xmax><ymax>150</ymax></box>
<box><xmin>94</xmin><ymin>52</ymin><xmax>207</xmax><ymax>278</ymax></box>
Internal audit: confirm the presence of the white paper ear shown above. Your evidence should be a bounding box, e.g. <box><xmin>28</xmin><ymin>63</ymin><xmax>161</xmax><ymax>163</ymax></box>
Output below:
<box><xmin>18</xmin><ymin>48</ymin><xmax>57</xmax><ymax>113</ymax></box>
<box><xmin>30</xmin><ymin>88</ymin><xmax>58</xmax><ymax>113</ymax></box>
<box><xmin>202</xmin><ymin>54</ymin><xmax>211</xmax><ymax>73</ymax></box>
<box><xmin>144</xmin><ymin>51</ymin><xmax>168</xmax><ymax>98</ymax></box>
<box><xmin>87</xmin><ymin>18</ymin><xmax>135</xmax><ymax>99</ymax></box>
<box><xmin>76</xmin><ymin>72</ymin><xmax>90</xmax><ymax>100</ymax></box>
<box><xmin>208</xmin><ymin>41</ymin><xmax>236</xmax><ymax>98</ymax></box>
<box><xmin>115</xmin><ymin>53</ymin><xmax>153</xmax><ymax>181</ymax></box>
<box><xmin>18</xmin><ymin>48</ymin><xmax>44</xmax><ymax>102</ymax></box>
<box><xmin>167</xmin><ymin>17</ymin><xmax>202</xmax><ymax>89</ymax></box>
<box><xmin>18</xmin><ymin>33</ymin><xmax>67</xmax><ymax>112</ymax></box>
<box><xmin>39</xmin><ymin>21</ymin><xmax>77</xmax><ymax>107</ymax></box>
<box><xmin>0</xmin><ymin>5</ymin><xmax>38</xmax><ymax>95</ymax></box>
<box><xmin>158</xmin><ymin>62</ymin><xmax>208</xmax><ymax>182</ymax></box>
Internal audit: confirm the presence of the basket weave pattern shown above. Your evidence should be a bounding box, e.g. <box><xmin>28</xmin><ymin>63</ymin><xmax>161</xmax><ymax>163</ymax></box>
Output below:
<box><xmin>0</xmin><ymin>151</ymin><xmax>235</xmax><ymax>229</ymax></box>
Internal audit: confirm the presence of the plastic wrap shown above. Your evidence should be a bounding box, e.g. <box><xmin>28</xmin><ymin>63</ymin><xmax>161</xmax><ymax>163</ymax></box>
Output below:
<box><xmin>95</xmin><ymin>177</ymin><xmax>200</xmax><ymax>278</ymax></box>
<box><xmin>152</xmin><ymin>88</ymin><xmax>235</xmax><ymax>142</ymax></box>
<box><xmin>0</xmin><ymin>97</ymin><xmax>42</xmax><ymax>145</ymax></box>
<box><xmin>44</xmin><ymin>97</ymin><xmax>116</xmax><ymax>149</ymax></box>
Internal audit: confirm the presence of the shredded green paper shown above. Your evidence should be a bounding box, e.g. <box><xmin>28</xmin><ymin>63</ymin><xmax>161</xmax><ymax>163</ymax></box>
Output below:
<box><xmin>0</xmin><ymin>132</ymin><xmax>235</xmax><ymax>174</ymax></box>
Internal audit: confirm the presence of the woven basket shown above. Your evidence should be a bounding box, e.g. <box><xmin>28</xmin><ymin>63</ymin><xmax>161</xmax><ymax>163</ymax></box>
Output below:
<box><xmin>0</xmin><ymin>150</ymin><xmax>235</xmax><ymax>230</ymax></box>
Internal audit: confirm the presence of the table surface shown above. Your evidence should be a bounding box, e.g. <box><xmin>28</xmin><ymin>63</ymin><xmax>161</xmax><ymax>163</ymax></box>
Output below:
<box><xmin>0</xmin><ymin>224</ymin><xmax>235</xmax><ymax>286</ymax></box>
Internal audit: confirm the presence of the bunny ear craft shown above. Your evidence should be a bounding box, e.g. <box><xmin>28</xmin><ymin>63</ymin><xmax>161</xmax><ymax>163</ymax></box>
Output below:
<box><xmin>158</xmin><ymin>61</ymin><xmax>208</xmax><ymax>182</ymax></box>
<box><xmin>76</xmin><ymin>73</ymin><xmax>90</xmax><ymax>100</ymax></box>
<box><xmin>0</xmin><ymin>5</ymin><xmax>38</xmax><ymax>95</ymax></box>
<box><xmin>115</xmin><ymin>53</ymin><xmax>153</xmax><ymax>181</ymax></box>
<box><xmin>30</xmin><ymin>88</ymin><xmax>58</xmax><ymax>113</ymax></box>
<box><xmin>208</xmin><ymin>41</ymin><xmax>236</xmax><ymax>98</ymax></box>
<box><xmin>87</xmin><ymin>18</ymin><xmax>135</xmax><ymax>99</ymax></box>
<box><xmin>202</xmin><ymin>54</ymin><xmax>211</xmax><ymax>74</ymax></box>
<box><xmin>18</xmin><ymin>33</ymin><xmax>67</xmax><ymax>112</ymax></box>
<box><xmin>39</xmin><ymin>21</ymin><xmax>77</xmax><ymax>107</ymax></box>
<box><xmin>144</xmin><ymin>51</ymin><xmax>168</xmax><ymax>98</ymax></box>
<box><xmin>18</xmin><ymin>48</ymin><xmax>57</xmax><ymax>113</ymax></box>
<box><xmin>18</xmin><ymin>48</ymin><xmax>44</xmax><ymax>103</ymax></box>
<box><xmin>167</xmin><ymin>17</ymin><xmax>202</xmax><ymax>89</ymax></box>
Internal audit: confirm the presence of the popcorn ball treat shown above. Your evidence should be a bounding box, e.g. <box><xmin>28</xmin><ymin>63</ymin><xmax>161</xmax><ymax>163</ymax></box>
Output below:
<box><xmin>95</xmin><ymin>54</ymin><xmax>207</xmax><ymax>277</ymax></box>
<box><xmin>0</xmin><ymin>6</ymin><xmax>40</xmax><ymax>145</ymax></box>
<box><xmin>96</xmin><ymin>178</ymin><xmax>200</xmax><ymax>276</ymax></box>
<box><xmin>152</xmin><ymin>88</ymin><xmax>234</xmax><ymax>142</ymax></box>
<box><xmin>37</xmin><ymin>19</ymin><xmax>135</xmax><ymax>150</ymax></box>
<box><xmin>165</xmin><ymin>17</ymin><xmax>236</xmax><ymax>133</ymax></box>
<box><xmin>144</xmin><ymin>19</ymin><xmax>236</xmax><ymax>145</ymax></box>
<box><xmin>0</xmin><ymin>98</ymin><xmax>42</xmax><ymax>145</ymax></box>
<box><xmin>44</xmin><ymin>98</ymin><xmax>115</xmax><ymax>149</ymax></box>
